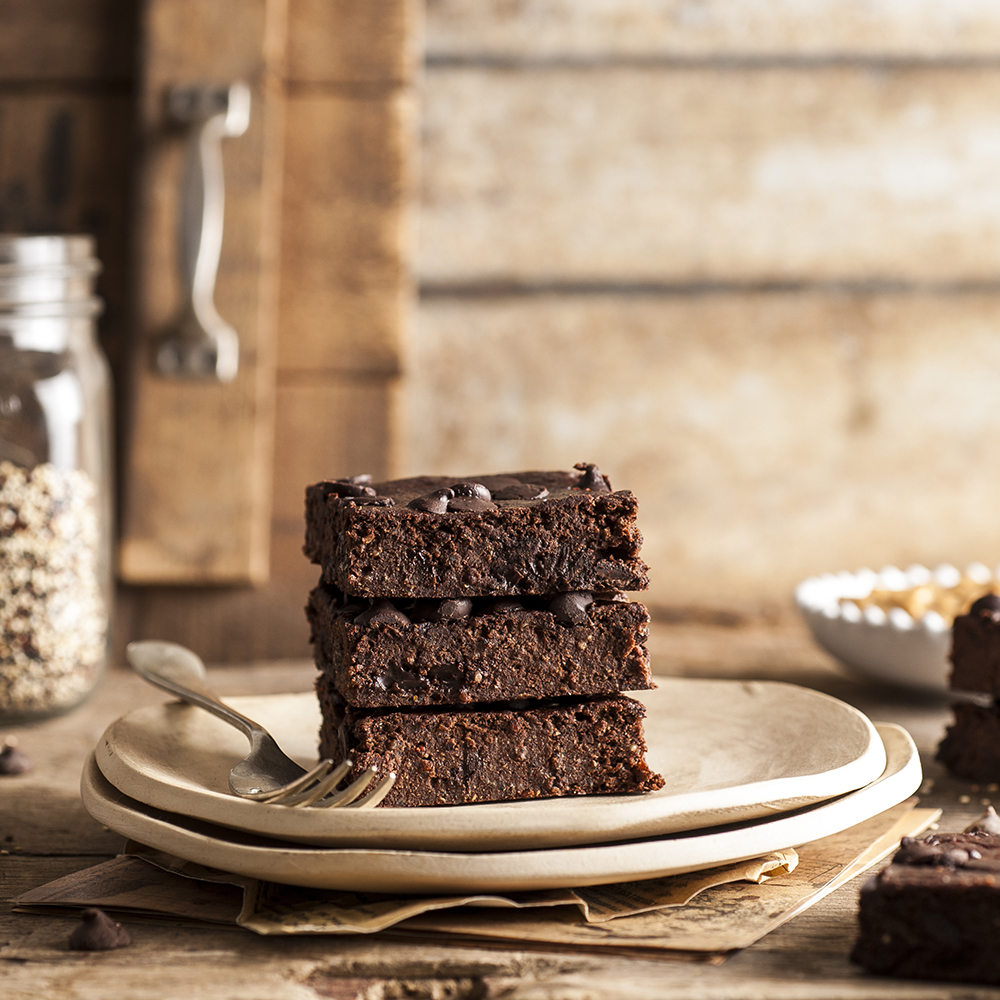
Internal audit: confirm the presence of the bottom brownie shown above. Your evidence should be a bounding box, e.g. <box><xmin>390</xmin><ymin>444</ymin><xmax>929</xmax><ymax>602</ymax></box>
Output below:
<box><xmin>852</xmin><ymin>828</ymin><xmax>1000</xmax><ymax>984</ymax></box>
<box><xmin>936</xmin><ymin>700</ymin><xmax>1000</xmax><ymax>781</ymax></box>
<box><xmin>316</xmin><ymin>675</ymin><xmax>664</xmax><ymax>807</ymax></box>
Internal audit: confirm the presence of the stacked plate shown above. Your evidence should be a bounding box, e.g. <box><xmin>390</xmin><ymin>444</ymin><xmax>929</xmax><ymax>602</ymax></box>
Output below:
<box><xmin>83</xmin><ymin>678</ymin><xmax>922</xmax><ymax>894</ymax></box>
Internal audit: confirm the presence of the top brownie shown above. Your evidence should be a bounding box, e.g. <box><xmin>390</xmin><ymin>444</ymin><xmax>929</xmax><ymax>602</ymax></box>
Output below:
<box><xmin>303</xmin><ymin>463</ymin><xmax>650</xmax><ymax>598</ymax></box>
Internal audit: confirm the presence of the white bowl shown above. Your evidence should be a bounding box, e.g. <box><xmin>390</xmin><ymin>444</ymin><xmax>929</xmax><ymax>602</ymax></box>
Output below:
<box><xmin>794</xmin><ymin>563</ymin><xmax>996</xmax><ymax>693</ymax></box>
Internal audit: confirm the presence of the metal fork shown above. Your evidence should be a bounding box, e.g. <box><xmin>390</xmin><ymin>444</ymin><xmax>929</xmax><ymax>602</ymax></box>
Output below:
<box><xmin>125</xmin><ymin>641</ymin><xmax>395</xmax><ymax>808</ymax></box>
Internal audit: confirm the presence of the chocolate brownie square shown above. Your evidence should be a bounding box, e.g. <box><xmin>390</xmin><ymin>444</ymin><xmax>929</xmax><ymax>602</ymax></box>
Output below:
<box><xmin>316</xmin><ymin>680</ymin><xmax>665</xmax><ymax>808</ymax></box>
<box><xmin>308</xmin><ymin>585</ymin><xmax>653</xmax><ymax>708</ymax></box>
<box><xmin>303</xmin><ymin>464</ymin><xmax>649</xmax><ymax>598</ymax></box>
<box><xmin>852</xmin><ymin>824</ymin><xmax>1000</xmax><ymax>984</ymax></box>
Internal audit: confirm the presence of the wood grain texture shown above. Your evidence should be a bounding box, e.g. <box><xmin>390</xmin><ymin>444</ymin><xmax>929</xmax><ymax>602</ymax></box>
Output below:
<box><xmin>287</xmin><ymin>0</ymin><xmax>420</xmax><ymax>84</ymax></box>
<box><xmin>277</xmin><ymin>92</ymin><xmax>414</xmax><ymax>374</ymax></box>
<box><xmin>118</xmin><ymin>0</ymin><xmax>287</xmax><ymax>585</ymax></box>
<box><xmin>426</xmin><ymin>0</ymin><xmax>1000</xmax><ymax>58</ymax></box>
<box><xmin>420</xmin><ymin>65</ymin><xmax>1000</xmax><ymax>283</ymax></box>
<box><xmin>0</xmin><ymin>0</ymin><xmax>136</xmax><ymax>81</ymax></box>
<box><xmin>411</xmin><ymin>292</ymin><xmax>1000</xmax><ymax>617</ymax></box>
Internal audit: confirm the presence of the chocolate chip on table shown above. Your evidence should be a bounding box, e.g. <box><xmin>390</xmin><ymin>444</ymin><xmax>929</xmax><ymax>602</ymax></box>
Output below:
<box><xmin>574</xmin><ymin>462</ymin><xmax>611</xmax><ymax>493</ymax></box>
<box><xmin>68</xmin><ymin>908</ymin><xmax>130</xmax><ymax>951</ymax></box>
<box><xmin>450</xmin><ymin>482</ymin><xmax>492</xmax><ymax>501</ymax></box>
<box><xmin>492</xmin><ymin>483</ymin><xmax>549</xmax><ymax>501</ymax></box>
<box><xmin>966</xmin><ymin>805</ymin><xmax>1000</xmax><ymax>835</ymax></box>
<box><xmin>447</xmin><ymin>496</ymin><xmax>498</xmax><ymax>512</ymax></box>
<box><xmin>549</xmin><ymin>591</ymin><xmax>594</xmax><ymax>625</ymax></box>
<box><xmin>408</xmin><ymin>489</ymin><xmax>454</xmax><ymax>513</ymax></box>
<box><xmin>355</xmin><ymin>599</ymin><xmax>412</xmax><ymax>628</ymax></box>
<box><xmin>431</xmin><ymin>598</ymin><xmax>474</xmax><ymax>621</ymax></box>
<box><xmin>0</xmin><ymin>738</ymin><xmax>32</xmax><ymax>775</ymax></box>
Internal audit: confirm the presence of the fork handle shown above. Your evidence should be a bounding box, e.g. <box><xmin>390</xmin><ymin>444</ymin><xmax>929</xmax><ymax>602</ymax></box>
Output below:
<box><xmin>126</xmin><ymin>640</ymin><xmax>262</xmax><ymax>742</ymax></box>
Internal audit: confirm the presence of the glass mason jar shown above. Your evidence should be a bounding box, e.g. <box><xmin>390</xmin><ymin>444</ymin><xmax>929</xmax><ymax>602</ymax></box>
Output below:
<box><xmin>0</xmin><ymin>235</ymin><xmax>112</xmax><ymax>723</ymax></box>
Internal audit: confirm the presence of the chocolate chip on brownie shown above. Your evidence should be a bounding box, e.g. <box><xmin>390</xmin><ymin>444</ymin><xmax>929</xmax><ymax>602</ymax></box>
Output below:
<box><xmin>407</xmin><ymin>489</ymin><xmax>454</xmax><ymax>513</ymax></box>
<box><xmin>355</xmin><ymin>599</ymin><xmax>411</xmax><ymax>628</ymax></box>
<box><xmin>450</xmin><ymin>482</ymin><xmax>492</xmax><ymax>501</ymax></box>
<box><xmin>549</xmin><ymin>591</ymin><xmax>594</xmax><ymax>625</ymax></box>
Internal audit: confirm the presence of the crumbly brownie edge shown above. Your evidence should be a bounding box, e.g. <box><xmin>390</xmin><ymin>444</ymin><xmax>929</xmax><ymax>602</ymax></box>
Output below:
<box><xmin>315</xmin><ymin>688</ymin><xmax>665</xmax><ymax>808</ymax></box>
<box><xmin>307</xmin><ymin>588</ymin><xmax>653</xmax><ymax>707</ymax></box>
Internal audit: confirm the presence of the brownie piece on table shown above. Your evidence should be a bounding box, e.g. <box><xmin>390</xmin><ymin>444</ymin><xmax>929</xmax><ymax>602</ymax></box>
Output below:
<box><xmin>950</xmin><ymin>594</ymin><xmax>1000</xmax><ymax>694</ymax></box>
<box><xmin>936</xmin><ymin>700</ymin><xmax>1000</xmax><ymax>781</ymax></box>
<box><xmin>852</xmin><ymin>827</ymin><xmax>1000</xmax><ymax>984</ymax></box>
<box><xmin>316</xmin><ymin>679</ymin><xmax>665</xmax><ymax>807</ymax></box>
<box><xmin>303</xmin><ymin>464</ymin><xmax>649</xmax><ymax>598</ymax></box>
<box><xmin>308</xmin><ymin>585</ymin><xmax>653</xmax><ymax>708</ymax></box>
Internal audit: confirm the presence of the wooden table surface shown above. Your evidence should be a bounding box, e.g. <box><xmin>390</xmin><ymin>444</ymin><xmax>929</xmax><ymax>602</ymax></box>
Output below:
<box><xmin>3</xmin><ymin>620</ymin><xmax>1000</xmax><ymax>1000</ymax></box>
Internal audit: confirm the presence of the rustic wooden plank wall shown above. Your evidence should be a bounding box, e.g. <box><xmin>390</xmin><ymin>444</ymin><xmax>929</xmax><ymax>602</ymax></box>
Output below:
<box><xmin>412</xmin><ymin>0</ymin><xmax>1000</xmax><ymax>620</ymax></box>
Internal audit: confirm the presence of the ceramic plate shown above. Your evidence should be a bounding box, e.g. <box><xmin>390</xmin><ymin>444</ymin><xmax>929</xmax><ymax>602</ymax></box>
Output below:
<box><xmin>82</xmin><ymin>724</ymin><xmax>919</xmax><ymax>893</ymax></box>
<box><xmin>95</xmin><ymin>679</ymin><xmax>886</xmax><ymax>851</ymax></box>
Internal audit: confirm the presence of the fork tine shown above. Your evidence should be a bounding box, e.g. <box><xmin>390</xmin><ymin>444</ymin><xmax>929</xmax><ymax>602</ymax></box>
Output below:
<box><xmin>246</xmin><ymin>759</ymin><xmax>335</xmax><ymax>802</ymax></box>
<box><xmin>344</xmin><ymin>770</ymin><xmax>396</xmax><ymax>809</ymax></box>
<box><xmin>311</xmin><ymin>766</ymin><xmax>381</xmax><ymax>808</ymax></box>
<box><xmin>270</xmin><ymin>759</ymin><xmax>354</xmax><ymax>807</ymax></box>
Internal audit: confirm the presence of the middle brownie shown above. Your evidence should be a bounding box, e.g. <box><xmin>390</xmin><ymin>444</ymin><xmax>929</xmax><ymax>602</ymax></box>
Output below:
<box><xmin>308</xmin><ymin>585</ymin><xmax>653</xmax><ymax>708</ymax></box>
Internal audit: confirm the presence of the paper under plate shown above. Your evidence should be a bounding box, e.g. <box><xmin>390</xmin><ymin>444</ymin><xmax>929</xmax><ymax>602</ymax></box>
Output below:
<box><xmin>82</xmin><ymin>723</ymin><xmax>919</xmax><ymax>893</ymax></box>
<box><xmin>95</xmin><ymin>679</ymin><xmax>886</xmax><ymax>851</ymax></box>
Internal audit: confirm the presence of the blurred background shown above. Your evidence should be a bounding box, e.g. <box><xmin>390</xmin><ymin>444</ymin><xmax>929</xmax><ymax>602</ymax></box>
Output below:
<box><xmin>5</xmin><ymin>0</ymin><xmax>1000</xmax><ymax>665</ymax></box>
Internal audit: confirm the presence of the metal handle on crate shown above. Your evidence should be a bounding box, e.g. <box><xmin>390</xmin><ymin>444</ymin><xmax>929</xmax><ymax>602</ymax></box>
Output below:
<box><xmin>155</xmin><ymin>82</ymin><xmax>250</xmax><ymax>383</ymax></box>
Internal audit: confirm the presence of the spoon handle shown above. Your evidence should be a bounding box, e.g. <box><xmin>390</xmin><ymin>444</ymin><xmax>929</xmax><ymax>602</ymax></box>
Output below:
<box><xmin>126</xmin><ymin>640</ymin><xmax>260</xmax><ymax>742</ymax></box>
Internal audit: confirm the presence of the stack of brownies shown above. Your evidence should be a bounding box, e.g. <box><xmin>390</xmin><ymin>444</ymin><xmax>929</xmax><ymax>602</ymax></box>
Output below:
<box><xmin>937</xmin><ymin>592</ymin><xmax>1000</xmax><ymax>780</ymax></box>
<box><xmin>852</xmin><ymin>594</ymin><xmax>1000</xmax><ymax>983</ymax></box>
<box><xmin>303</xmin><ymin>462</ymin><xmax>664</xmax><ymax>807</ymax></box>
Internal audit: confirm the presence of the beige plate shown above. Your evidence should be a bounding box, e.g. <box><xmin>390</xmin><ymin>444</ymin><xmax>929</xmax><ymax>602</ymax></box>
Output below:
<box><xmin>83</xmin><ymin>724</ymin><xmax>918</xmax><ymax>893</ymax></box>
<box><xmin>95</xmin><ymin>679</ymin><xmax>887</xmax><ymax>852</ymax></box>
